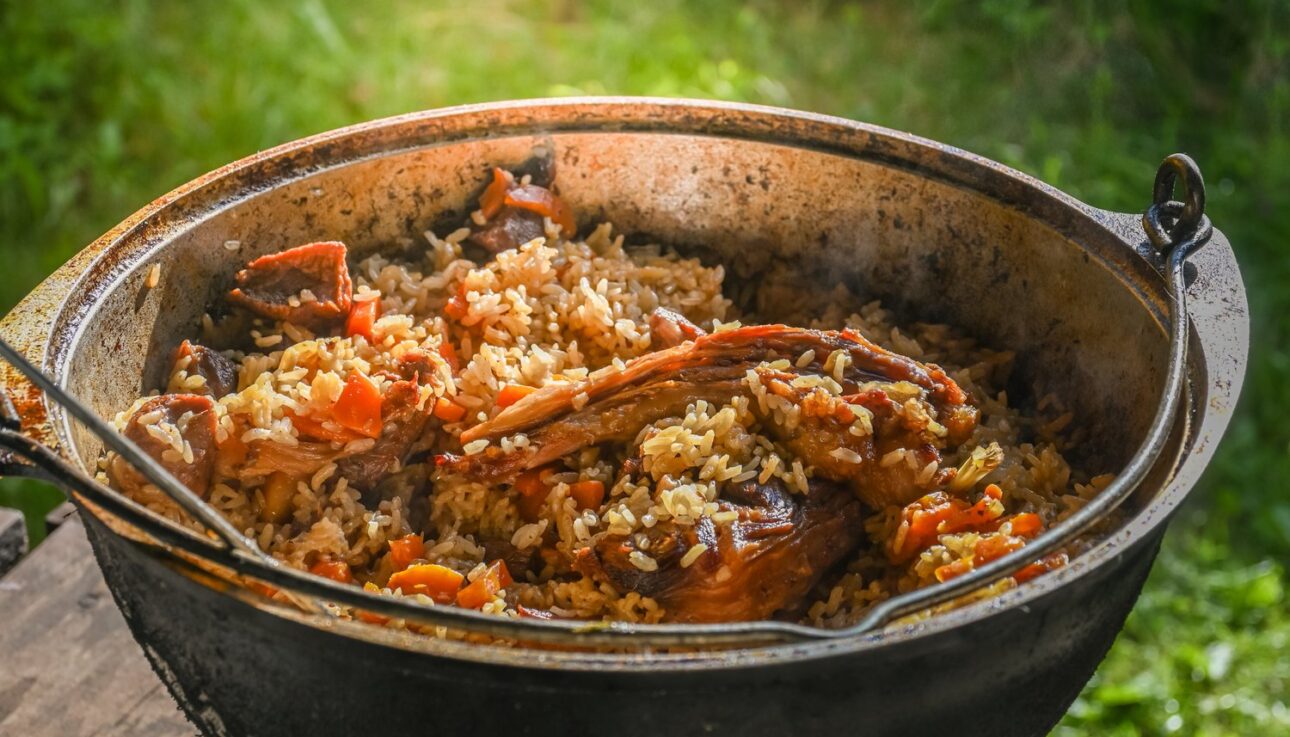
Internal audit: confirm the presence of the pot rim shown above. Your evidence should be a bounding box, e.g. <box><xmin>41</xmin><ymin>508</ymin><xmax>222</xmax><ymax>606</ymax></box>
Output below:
<box><xmin>0</xmin><ymin>97</ymin><xmax>1249</xmax><ymax>670</ymax></box>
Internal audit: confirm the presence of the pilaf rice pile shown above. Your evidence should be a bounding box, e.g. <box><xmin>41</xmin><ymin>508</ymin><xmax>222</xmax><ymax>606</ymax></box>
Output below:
<box><xmin>100</xmin><ymin>167</ymin><xmax>1115</xmax><ymax>630</ymax></box>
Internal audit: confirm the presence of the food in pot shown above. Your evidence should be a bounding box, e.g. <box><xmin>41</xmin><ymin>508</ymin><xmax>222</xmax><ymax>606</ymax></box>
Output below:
<box><xmin>101</xmin><ymin>167</ymin><xmax>1113</xmax><ymax>627</ymax></box>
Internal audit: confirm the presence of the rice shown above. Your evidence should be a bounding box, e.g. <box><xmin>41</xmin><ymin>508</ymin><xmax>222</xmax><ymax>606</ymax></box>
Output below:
<box><xmin>102</xmin><ymin>211</ymin><xmax>1115</xmax><ymax>635</ymax></box>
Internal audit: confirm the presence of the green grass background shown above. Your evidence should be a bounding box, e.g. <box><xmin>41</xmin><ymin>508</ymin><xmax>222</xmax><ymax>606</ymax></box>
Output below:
<box><xmin>1</xmin><ymin>1</ymin><xmax>1286</xmax><ymax>733</ymax></box>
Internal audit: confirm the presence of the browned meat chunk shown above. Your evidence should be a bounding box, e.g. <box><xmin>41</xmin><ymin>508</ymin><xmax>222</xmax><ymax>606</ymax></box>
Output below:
<box><xmin>468</xmin><ymin>207</ymin><xmax>547</xmax><ymax>254</ymax></box>
<box><xmin>337</xmin><ymin>374</ymin><xmax>437</xmax><ymax>489</ymax></box>
<box><xmin>578</xmin><ymin>478</ymin><xmax>864</xmax><ymax>622</ymax></box>
<box><xmin>227</xmin><ymin>241</ymin><xmax>353</xmax><ymax>328</ymax></box>
<box><xmin>649</xmin><ymin>307</ymin><xmax>707</xmax><ymax>349</ymax></box>
<box><xmin>172</xmin><ymin>340</ymin><xmax>238</xmax><ymax>397</ymax></box>
<box><xmin>110</xmin><ymin>394</ymin><xmax>218</xmax><ymax>499</ymax></box>
<box><xmin>237</xmin><ymin>439</ymin><xmax>338</xmax><ymax>480</ymax></box>
<box><xmin>437</xmin><ymin>324</ymin><xmax>977</xmax><ymax>509</ymax></box>
<box><xmin>466</xmin><ymin>167</ymin><xmax>576</xmax><ymax>254</ymax></box>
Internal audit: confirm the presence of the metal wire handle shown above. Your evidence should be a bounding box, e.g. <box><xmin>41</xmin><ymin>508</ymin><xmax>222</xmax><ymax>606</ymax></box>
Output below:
<box><xmin>0</xmin><ymin>153</ymin><xmax>1210</xmax><ymax>648</ymax></box>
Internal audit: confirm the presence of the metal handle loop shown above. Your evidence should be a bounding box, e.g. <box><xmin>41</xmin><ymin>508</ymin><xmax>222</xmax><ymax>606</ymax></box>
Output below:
<box><xmin>1144</xmin><ymin>153</ymin><xmax>1208</xmax><ymax>254</ymax></box>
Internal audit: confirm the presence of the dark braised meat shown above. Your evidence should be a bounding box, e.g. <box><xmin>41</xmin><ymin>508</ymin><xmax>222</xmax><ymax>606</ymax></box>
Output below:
<box><xmin>469</xmin><ymin>208</ymin><xmax>547</xmax><ymax>255</ymax></box>
<box><xmin>110</xmin><ymin>394</ymin><xmax>218</xmax><ymax>499</ymax></box>
<box><xmin>227</xmin><ymin>241</ymin><xmax>353</xmax><ymax>327</ymax></box>
<box><xmin>171</xmin><ymin>340</ymin><xmax>238</xmax><ymax>397</ymax></box>
<box><xmin>467</xmin><ymin>167</ymin><xmax>576</xmax><ymax>254</ymax></box>
<box><xmin>577</xmin><ymin>478</ymin><xmax>864</xmax><ymax>622</ymax></box>
<box><xmin>649</xmin><ymin>307</ymin><xmax>707</xmax><ymax>349</ymax></box>
<box><xmin>337</xmin><ymin>379</ymin><xmax>434</xmax><ymax>489</ymax></box>
<box><xmin>437</xmin><ymin>324</ymin><xmax>977</xmax><ymax>509</ymax></box>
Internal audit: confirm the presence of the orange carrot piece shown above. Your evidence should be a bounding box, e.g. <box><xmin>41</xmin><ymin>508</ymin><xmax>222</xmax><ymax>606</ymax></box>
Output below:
<box><xmin>504</xmin><ymin>185</ymin><xmax>576</xmax><ymax>234</ymax></box>
<box><xmin>934</xmin><ymin>558</ymin><xmax>974</xmax><ymax>582</ymax></box>
<box><xmin>456</xmin><ymin>560</ymin><xmax>513</xmax><ymax>609</ymax></box>
<box><xmin>1007</xmin><ymin>512</ymin><xmax>1044</xmax><ymax>538</ymax></box>
<box><xmin>496</xmin><ymin>383</ymin><xmax>537</xmax><ymax>408</ymax></box>
<box><xmin>288</xmin><ymin>410</ymin><xmax>363</xmax><ymax>443</ymax></box>
<box><xmin>433</xmin><ymin>397</ymin><xmax>467</xmax><ymax>423</ymax></box>
<box><xmin>387</xmin><ymin>563</ymin><xmax>465</xmax><ymax>603</ymax></box>
<box><xmin>388</xmin><ymin>534</ymin><xmax>426</xmax><ymax>572</ymax></box>
<box><xmin>345</xmin><ymin>299</ymin><xmax>380</xmax><ymax>342</ymax></box>
<box><xmin>1014</xmin><ymin>552</ymin><xmax>1069</xmax><ymax>583</ymax></box>
<box><xmin>333</xmin><ymin>372</ymin><xmax>382</xmax><ymax>438</ymax></box>
<box><xmin>569</xmin><ymin>480</ymin><xmax>605</xmax><ymax>510</ymax></box>
<box><xmin>479</xmin><ymin>167</ymin><xmax>515</xmax><ymax>218</ymax></box>
<box><xmin>443</xmin><ymin>283</ymin><xmax>469</xmax><ymax>320</ymax></box>
<box><xmin>513</xmin><ymin>466</ymin><xmax>554</xmax><ymax>521</ymax></box>
<box><xmin>437</xmin><ymin>341</ymin><xmax>460</xmax><ymax>372</ymax></box>
<box><xmin>310</xmin><ymin>558</ymin><xmax>353</xmax><ymax>584</ymax></box>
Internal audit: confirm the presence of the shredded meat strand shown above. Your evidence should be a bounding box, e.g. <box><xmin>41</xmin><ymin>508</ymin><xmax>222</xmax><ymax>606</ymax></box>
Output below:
<box><xmin>437</xmin><ymin>324</ymin><xmax>977</xmax><ymax>508</ymax></box>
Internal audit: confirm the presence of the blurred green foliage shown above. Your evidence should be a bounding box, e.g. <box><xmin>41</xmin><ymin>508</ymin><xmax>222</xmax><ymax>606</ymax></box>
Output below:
<box><xmin>0</xmin><ymin>0</ymin><xmax>1286</xmax><ymax>732</ymax></box>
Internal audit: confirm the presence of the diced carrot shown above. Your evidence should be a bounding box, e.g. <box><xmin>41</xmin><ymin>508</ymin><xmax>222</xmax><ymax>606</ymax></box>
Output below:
<box><xmin>934</xmin><ymin>558</ymin><xmax>974</xmax><ymax>583</ymax></box>
<box><xmin>357</xmin><ymin>581</ymin><xmax>390</xmax><ymax>625</ymax></box>
<box><xmin>357</xmin><ymin>610</ymin><xmax>390</xmax><ymax>625</ymax></box>
<box><xmin>333</xmin><ymin>372</ymin><xmax>383</xmax><ymax>438</ymax></box>
<box><xmin>432</xmin><ymin>397</ymin><xmax>467</xmax><ymax>423</ymax></box>
<box><xmin>259</xmin><ymin>471</ymin><xmax>298</xmax><ymax>524</ymax></box>
<box><xmin>983</xmin><ymin>483</ymin><xmax>1003</xmax><ymax>500</ymax></box>
<box><xmin>443</xmin><ymin>284</ymin><xmax>469</xmax><ymax>320</ymax></box>
<box><xmin>504</xmin><ymin>185</ymin><xmax>577</xmax><ymax>234</ymax></box>
<box><xmin>496</xmin><ymin>383</ymin><xmax>537</xmax><ymax>408</ymax></box>
<box><xmin>973</xmin><ymin>534</ymin><xmax>1027</xmax><ymax>566</ymax></box>
<box><xmin>514</xmin><ymin>467</ymin><xmax>549</xmax><ymax>498</ymax></box>
<box><xmin>479</xmin><ymin>167</ymin><xmax>515</xmax><ymax>218</ymax></box>
<box><xmin>456</xmin><ymin>560</ymin><xmax>513</xmax><ymax>609</ymax></box>
<box><xmin>938</xmin><ymin>492</ymin><xmax>1005</xmax><ymax>535</ymax></box>
<box><xmin>513</xmin><ymin>466</ymin><xmax>554</xmax><ymax>521</ymax></box>
<box><xmin>310</xmin><ymin>557</ymin><xmax>353</xmax><ymax>584</ymax></box>
<box><xmin>287</xmin><ymin>410</ymin><xmax>363</xmax><ymax>443</ymax></box>
<box><xmin>345</xmin><ymin>299</ymin><xmax>380</xmax><ymax>342</ymax></box>
<box><xmin>248</xmin><ymin>580</ymin><xmax>280</xmax><ymax>599</ymax></box>
<box><xmin>888</xmin><ymin>492</ymin><xmax>964</xmax><ymax>563</ymax></box>
<box><xmin>1014</xmin><ymin>552</ymin><xmax>1069</xmax><ymax>583</ymax></box>
<box><xmin>437</xmin><ymin>341</ymin><xmax>460</xmax><ymax>373</ymax></box>
<box><xmin>387</xmin><ymin>563</ymin><xmax>465</xmax><ymax>603</ymax></box>
<box><xmin>388</xmin><ymin>534</ymin><xmax>425</xmax><ymax>572</ymax></box>
<box><xmin>569</xmin><ymin>480</ymin><xmax>605</xmax><ymax>510</ymax></box>
<box><xmin>1007</xmin><ymin>512</ymin><xmax>1044</xmax><ymax>538</ymax></box>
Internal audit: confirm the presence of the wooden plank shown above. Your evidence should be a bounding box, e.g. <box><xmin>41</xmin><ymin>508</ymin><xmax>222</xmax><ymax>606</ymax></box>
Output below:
<box><xmin>43</xmin><ymin>500</ymin><xmax>77</xmax><ymax>535</ymax></box>
<box><xmin>0</xmin><ymin>518</ymin><xmax>195</xmax><ymax>737</ymax></box>
<box><xmin>0</xmin><ymin>506</ymin><xmax>26</xmax><ymax>577</ymax></box>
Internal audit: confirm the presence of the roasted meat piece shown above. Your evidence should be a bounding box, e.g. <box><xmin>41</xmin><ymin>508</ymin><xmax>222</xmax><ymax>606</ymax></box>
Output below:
<box><xmin>649</xmin><ymin>307</ymin><xmax>707</xmax><ymax>349</ymax></box>
<box><xmin>171</xmin><ymin>339</ymin><xmax>238</xmax><ymax>397</ymax></box>
<box><xmin>337</xmin><ymin>378</ymin><xmax>434</xmax><ymax>489</ymax></box>
<box><xmin>467</xmin><ymin>167</ymin><xmax>576</xmax><ymax>254</ymax></box>
<box><xmin>227</xmin><ymin>241</ymin><xmax>353</xmax><ymax>327</ymax></box>
<box><xmin>437</xmin><ymin>324</ymin><xmax>978</xmax><ymax>508</ymax></box>
<box><xmin>578</xmin><ymin>478</ymin><xmax>864</xmax><ymax>622</ymax></box>
<box><xmin>110</xmin><ymin>394</ymin><xmax>219</xmax><ymax>498</ymax></box>
<box><xmin>469</xmin><ymin>207</ymin><xmax>547</xmax><ymax>254</ymax></box>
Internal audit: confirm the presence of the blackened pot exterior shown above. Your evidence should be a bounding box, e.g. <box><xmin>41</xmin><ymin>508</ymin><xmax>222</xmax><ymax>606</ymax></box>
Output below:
<box><xmin>83</xmin><ymin>506</ymin><xmax>1159</xmax><ymax>737</ymax></box>
<box><xmin>0</xmin><ymin>99</ymin><xmax>1248</xmax><ymax>737</ymax></box>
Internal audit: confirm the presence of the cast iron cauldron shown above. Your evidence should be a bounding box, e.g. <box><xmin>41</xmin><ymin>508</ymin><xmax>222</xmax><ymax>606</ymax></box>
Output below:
<box><xmin>0</xmin><ymin>99</ymin><xmax>1247</xmax><ymax>736</ymax></box>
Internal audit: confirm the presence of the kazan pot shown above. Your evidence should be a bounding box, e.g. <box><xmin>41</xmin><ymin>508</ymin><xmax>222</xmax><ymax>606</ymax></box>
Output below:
<box><xmin>0</xmin><ymin>98</ymin><xmax>1247</xmax><ymax>737</ymax></box>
